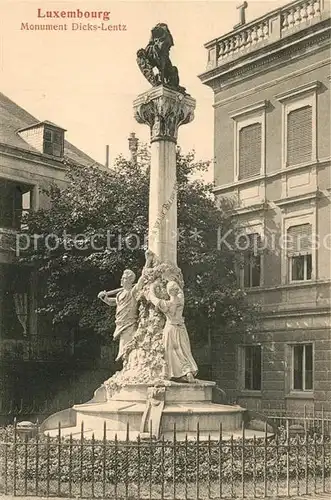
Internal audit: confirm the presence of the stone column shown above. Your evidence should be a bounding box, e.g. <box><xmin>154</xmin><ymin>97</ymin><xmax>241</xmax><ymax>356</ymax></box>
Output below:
<box><xmin>133</xmin><ymin>86</ymin><xmax>195</xmax><ymax>264</ymax></box>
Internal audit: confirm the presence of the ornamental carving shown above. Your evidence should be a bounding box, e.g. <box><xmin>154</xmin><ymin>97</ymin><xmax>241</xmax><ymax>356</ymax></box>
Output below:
<box><xmin>134</xmin><ymin>88</ymin><xmax>196</xmax><ymax>143</ymax></box>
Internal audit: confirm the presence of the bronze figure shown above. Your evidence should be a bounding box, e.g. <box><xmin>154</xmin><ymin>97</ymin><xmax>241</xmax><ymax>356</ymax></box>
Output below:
<box><xmin>137</xmin><ymin>24</ymin><xmax>186</xmax><ymax>93</ymax></box>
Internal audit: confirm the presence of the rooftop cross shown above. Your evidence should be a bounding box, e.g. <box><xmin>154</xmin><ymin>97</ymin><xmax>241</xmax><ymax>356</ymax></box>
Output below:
<box><xmin>234</xmin><ymin>1</ymin><xmax>248</xmax><ymax>29</ymax></box>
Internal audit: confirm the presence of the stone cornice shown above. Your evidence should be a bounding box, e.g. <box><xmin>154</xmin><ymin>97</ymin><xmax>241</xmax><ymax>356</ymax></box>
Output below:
<box><xmin>229</xmin><ymin>100</ymin><xmax>269</xmax><ymax>120</ymax></box>
<box><xmin>199</xmin><ymin>21</ymin><xmax>330</xmax><ymax>92</ymax></box>
<box><xmin>246</xmin><ymin>278</ymin><xmax>331</xmax><ymax>296</ymax></box>
<box><xmin>275</xmin><ymin>191</ymin><xmax>319</xmax><ymax>207</ymax></box>
<box><xmin>0</xmin><ymin>142</ymin><xmax>66</xmax><ymax>171</ymax></box>
<box><xmin>213</xmin><ymin>58</ymin><xmax>330</xmax><ymax>108</ymax></box>
<box><xmin>275</xmin><ymin>80</ymin><xmax>321</xmax><ymax>101</ymax></box>
<box><xmin>261</xmin><ymin>307</ymin><xmax>331</xmax><ymax>320</ymax></box>
<box><xmin>213</xmin><ymin>157</ymin><xmax>331</xmax><ymax>195</ymax></box>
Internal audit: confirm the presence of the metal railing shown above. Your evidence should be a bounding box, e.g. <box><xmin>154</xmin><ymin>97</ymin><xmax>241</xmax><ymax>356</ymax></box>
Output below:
<box><xmin>0</xmin><ymin>416</ymin><xmax>330</xmax><ymax>499</ymax></box>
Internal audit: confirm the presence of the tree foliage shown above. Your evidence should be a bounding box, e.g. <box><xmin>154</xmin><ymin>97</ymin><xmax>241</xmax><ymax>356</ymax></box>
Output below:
<box><xmin>21</xmin><ymin>147</ymin><xmax>258</xmax><ymax>347</ymax></box>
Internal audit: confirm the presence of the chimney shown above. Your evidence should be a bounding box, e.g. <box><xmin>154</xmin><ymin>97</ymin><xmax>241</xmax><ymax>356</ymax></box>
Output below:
<box><xmin>105</xmin><ymin>145</ymin><xmax>110</xmax><ymax>168</ymax></box>
<box><xmin>128</xmin><ymin>132</ymin><xmax>138</xmax><ymax>166</ymax></box>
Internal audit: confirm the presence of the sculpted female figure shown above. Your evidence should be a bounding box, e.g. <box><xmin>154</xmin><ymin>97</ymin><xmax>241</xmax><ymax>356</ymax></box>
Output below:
<box><xmin>147</xmin><ymin>280</ymin><xmax>198</xmax><ymax>382</ymax></box>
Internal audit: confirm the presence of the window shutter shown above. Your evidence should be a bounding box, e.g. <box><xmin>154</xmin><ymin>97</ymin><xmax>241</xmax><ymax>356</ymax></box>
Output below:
<box><xmin>287</xmin><ymin>106</ymin><xmax>312</xmax><ymax>166</ymax></box>
<box><xmin>239</xmin><ymin>123</ymin><xmax>262</xmax><ymax>180</ymax></box>
<box><xmin>287</xmin><ymin>224</ymin><xmax>312</xmax><ymax>256</ymax></box>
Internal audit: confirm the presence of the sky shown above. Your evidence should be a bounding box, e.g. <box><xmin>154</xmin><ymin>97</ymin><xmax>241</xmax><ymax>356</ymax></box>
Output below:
<box><xmin>0</xmin><ymin>0</ymin><xmax>290</xmax><ymax>178</ymax></box>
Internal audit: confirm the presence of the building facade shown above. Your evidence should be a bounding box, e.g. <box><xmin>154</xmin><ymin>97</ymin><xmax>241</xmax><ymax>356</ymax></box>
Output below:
<box><xmin>0</xmin><ymin>92</ymin><xmax>108</xmax><ymax>407</ymax></box>
<box><xmin>200</xmin><ymin>0</ymin><xmax>331</xmax><ymax>414</ymax></box>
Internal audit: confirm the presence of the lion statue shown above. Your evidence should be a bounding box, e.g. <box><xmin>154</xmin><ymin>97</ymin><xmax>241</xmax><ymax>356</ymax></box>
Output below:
<box><xmin>137</xmin><ymin>23</ymin><xmax>186</xmax><ymax>94</ymax></box>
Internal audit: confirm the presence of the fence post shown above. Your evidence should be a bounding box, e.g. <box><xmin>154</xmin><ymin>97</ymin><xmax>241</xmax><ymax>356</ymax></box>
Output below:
<box><xmin>196</xmin><ymin>422</ymin><xmax>200</xmax><ymax>500</ymax></box>
<box><xmin>313</xmin><ymin>426</ymin><xmax>317</xmax><ymax>494</ymax></box>
<box><xmin>102</xmin><ymin>422</ymin><xmax>107</xmax><ymax>499</ymax></box>
<box><xmin>125</xmin><ymin>423</ymin><xmax>129</xmax><ymax>500</ymax></box>
<box><xmin>208</xmin><ymin>433</ymin><xmax>211</xmax><ymax>499</ymax></box>
<box><xmin>231</xmin><ymin>434</ymin><xmax>234</xmax><ymax>498</ymax></box>
<box><xmin>137</xmin><ymin>434</ymin><xmax>142</xmax><ymax>500</ymax></box>
<box><xmin>219</xmin><ymin>423</ymin><xmax>223</xmax><ymax>499</ymax></box>
<box><xmin>173</xmin><ymin>423</ymin><xmax>177</xmax><ymax>500</ymax></box>
<box><xmin>24</xmin><ymin>433</ymin><xmax>28</xmax><ymax>495</ymax></box>
<box><xmin>91</xmin><ymin>432</ymin><xmax>95</xmax><ymax>499</ymax></box>
<box><xmin>114</xmin><ymin>433</ymin><xmax>118</xmax><ymax>500</ymax></box>
<box><xmin>35</xmin><ymin>421</ymin><xmax>39</xmax><ymax>496</ymax></box>
<box><xmin>275</xmin><ymin>428</ymin><xmax>279</xmax><ymax>497</ymax></box>
<box><xmin>264</xmin><ymin>422</ymin><xmax>268</xmax><ymax>497</ymax></box>
<box><xmin>46</xmin><ymin>433</ymin><xmax>50</xmax><ymax>496</ymax></box>
<box><xmin>57</xmin><ymin>422</ymin><xmax>61</xmax><ymax>497</ymax></box>
<box><xmin>69</xmin><ymin>433</ymin><xmax>73</xmax><ymax>498</ymax></box>
<box><xmin>321</xmin><ymin>407</ymin><xmax>325</xmax><ymax>493</ymax></box>
<box><xmin>13</xmin><ymin>418</ymin><xmax>17</xmax><ymax>496</ymax></box>
<box><xmin>149</xmin><ymin>422</ymin><xmax>153</xmax><ymax>500</ymax></box>
<box><xmin>253</xmin><ymin>435</ymin><xmax>257</xmax><ymax>498</ymax></box>
<box><xmin>79</xmin><ymin>421</ymin><xmax>84</xmax><ymax>498</ymax></box>
<box><xmin>241</xmin><ymin>423</ymin><xmax>245</xmax><ymax>498</ymax></box>
<box><xmin>286</xmin><ymin>419</ymin><xmax>290</xmax><ymax>497</ymax></box>
<box><xmin>295</xmin><ymin>433</ymin><xmax>300</xmax><ymax>496</ymax></box>
<box><xmin>184</xmin><ymin>433</ymin><xmax>188</xmax><ymax>500</ymax></box>
<box><xmin>4</xmin><ymin>426</ymin><xmax>8</xmax><ymax>495</ymax></box>
<box><xmin>305</xmin><ymin>417</ymin><xmax>309</xmax><ymax>495</ymax></box>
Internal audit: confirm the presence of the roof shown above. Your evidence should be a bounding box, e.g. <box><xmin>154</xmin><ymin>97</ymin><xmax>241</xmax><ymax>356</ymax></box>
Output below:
<box><xmin>0</xmin><ymin>92</ymin><xmax>100</xmax><ymax>167</ymax></box>
<box><xmin>18</xmin><ymin>120</ymin><xmax>67</xmax><ymax>133</ymax></box>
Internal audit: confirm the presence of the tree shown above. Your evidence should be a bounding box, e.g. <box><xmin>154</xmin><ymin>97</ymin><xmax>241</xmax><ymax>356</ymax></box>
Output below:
<box><xmin>21</xmin><ymin>146</ymin><xmax>258</xmax><ymax>350</ymax></box>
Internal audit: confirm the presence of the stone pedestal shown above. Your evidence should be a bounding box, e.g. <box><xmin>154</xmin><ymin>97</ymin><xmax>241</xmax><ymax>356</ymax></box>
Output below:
<box><xmin>41</xmin><ymin>381</ymin><xmax>250</xmax><ymax>441</ymax></box>
<box><xmin>133</xmin><ymin>86</ymin><xmax>195</xmax><ymax>264</ymax></box>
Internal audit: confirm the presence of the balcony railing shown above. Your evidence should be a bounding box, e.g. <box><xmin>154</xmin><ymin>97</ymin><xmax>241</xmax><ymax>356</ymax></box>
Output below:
<box><xmin>205</xmin><ymin>0</ymin><xmax>329</xmax><ymax>70</ymax></box>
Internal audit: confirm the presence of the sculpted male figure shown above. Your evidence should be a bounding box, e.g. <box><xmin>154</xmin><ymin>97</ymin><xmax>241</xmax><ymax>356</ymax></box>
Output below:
<box><xmin>98</xmin><ymin>252</ymin><xmax>153</xmax><ymax>361</ymax></box>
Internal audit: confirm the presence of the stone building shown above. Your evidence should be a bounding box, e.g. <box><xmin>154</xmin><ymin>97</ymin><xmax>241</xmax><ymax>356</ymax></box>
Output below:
<box><xmin>199</xmin><ymin>0</ymin><xmax>331</xmax><ymax>414</ymax></box>
<box><xmin>0</xmin><ymin>92</ymin><xmax>106</xmax><ymax>407</ymax></box>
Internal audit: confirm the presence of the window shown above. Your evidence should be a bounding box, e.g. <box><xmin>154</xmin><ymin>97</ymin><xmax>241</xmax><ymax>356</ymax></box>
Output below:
<box><xmin>0</xmin><ymin>264</ymin><xmax>31</xmax><ymax>339</ymax></box>
<box><xmin>287</xmin><ymin>224</ymin><xmax>312</xmax><ymax>282</ymax></box>
<box><xmin>239</xmin><ymin>233</ymin><xmax>262</xmax><ymax>288</ymax></box>
<box><xmin>292</xmin><ymin>344</ymin><xmax>313</xmax><ymax>391</ymax></box>
<box><xmin>276</xmin><ymin>81</ymin><xmax>319</xmax><ymax>168</ymax></box>
<box><xmin>20</xmin><ymin>191</ymin><xmax>32</xmax><ymax>230</ymax></box>
<box><xmin>231</xmin><ymin>100</ymin><xmax>267</xmax><ymax>182</ymax></box>
<box><xmin>44</xmin><ymin>128</ymin><xmax>64</xmax><ymax>157</ymax></box>
<box><xmin>242</xmin><ymin>345</ymin><xmax>262</xmax><ymax>390</ymax></box>
<box><xmin>0</xmin><ymin>180</ymin><xmax>32</xmax><ymax>230</ymax></box>
<box><xmin>239</xmin><ymin>123</ymin><xmax>262</xmax><ymax>180</ymax></box>
<box><xmin>287</xmin><ymin>106</ymin><xmax>312</xmax><ymax>166</ymax></box>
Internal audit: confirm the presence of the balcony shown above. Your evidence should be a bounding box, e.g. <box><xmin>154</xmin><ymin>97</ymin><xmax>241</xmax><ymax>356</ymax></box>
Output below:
<box><xmin>203</xmin><ymin>0</ymin><xmax>330</xmax><ymax>72</ymax></box>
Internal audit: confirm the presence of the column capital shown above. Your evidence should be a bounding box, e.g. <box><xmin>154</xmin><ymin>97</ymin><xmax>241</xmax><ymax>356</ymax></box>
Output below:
<box><xmin>133</xmin><ymin>86</ymin><xmax>196</xmax><ymax>143</ymax></box>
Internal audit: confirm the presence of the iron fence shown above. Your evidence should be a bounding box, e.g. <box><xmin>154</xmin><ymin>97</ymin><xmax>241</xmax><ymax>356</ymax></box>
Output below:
<box><xmin>0</xmin><ymin>417</ymin><xmax>330</xmax><ymax>499</ymax></box>
<box><xmin>0</xmin><ymin>398</ymin><xmax>80</xmax><ymax>427</ymax></box>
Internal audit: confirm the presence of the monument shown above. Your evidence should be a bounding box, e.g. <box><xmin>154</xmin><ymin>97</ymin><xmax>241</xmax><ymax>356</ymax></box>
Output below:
<box><xmin>41</xmin><ymin>24</ymin><xmax>270</xmax><ymax>441</ymax></box>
